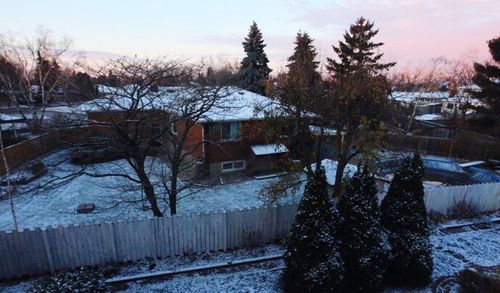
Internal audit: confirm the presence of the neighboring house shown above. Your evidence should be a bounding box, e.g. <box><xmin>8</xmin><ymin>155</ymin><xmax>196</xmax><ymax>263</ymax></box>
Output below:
<box><xmin>81</xmin><ymin>86</ymin><xmax>289</xmax><ymax>177</ymax></box>
<box><xmin>391</xmin><ymin>91</ymin><xmax>483</xmax><ymax>117</ymax></box>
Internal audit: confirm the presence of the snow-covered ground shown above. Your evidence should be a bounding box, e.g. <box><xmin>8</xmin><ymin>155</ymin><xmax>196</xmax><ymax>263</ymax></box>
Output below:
<box><xmin>0</xmin><ymin>150</ymin><xmax>305</xmax><ymax>231</ymax></box>
<box><xmin>1</xmin><ymin>220</ymin><xmax>498</xmax><ymax>292</ymax></box>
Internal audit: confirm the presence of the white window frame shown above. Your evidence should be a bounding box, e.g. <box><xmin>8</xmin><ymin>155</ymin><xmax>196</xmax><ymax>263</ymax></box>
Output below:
<box><xmin>221</xmin><ymin>160</ymin><xmax>246</xmax><ymax>172</ymax></box>
<box><xmin>220</xmin><ymin>122</ymin><xmax>241</xmax><ymax>142</ymax></box>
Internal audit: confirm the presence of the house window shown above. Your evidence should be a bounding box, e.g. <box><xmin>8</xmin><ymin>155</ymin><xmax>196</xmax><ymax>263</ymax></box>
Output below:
<box><xmin>221</xmin><ymin>160</ymin><xmax>246</xmax><ymax>172</ymax></box>
<box><xmin>220</xmin><ymin>122</ymin><xmax>240</xmax><ymax>141</ymax></box>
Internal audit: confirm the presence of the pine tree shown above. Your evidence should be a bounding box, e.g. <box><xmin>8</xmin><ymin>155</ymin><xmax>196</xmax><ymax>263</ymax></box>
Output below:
<box><xmin>326</xmin><ymin>17</ymin><xmax>395</xmax><ymax>76</ymax></box>
<box><xmin>281</xmin><ymin>31</ymin><xmax>322</xmax><ymax>172</ymax></box>
<box><xmin>287</xmin><ymin>32</ymin><xmax>321</xmax><ymax>91</ymax></box>
<box><xmin>337</xmin><ymin>168</ymin><xmax>388</xmax><ymax>292</ymax></box>
<box><xmin>239</xmin><ymin>21</ymin><xmax>272</xmax><ymax>94</ymax></box>
<box><xmin>283</xmin><ymin>168</ymin><xmax>344</xmax><ymax>292</ymax></box>
<box><xmin>472</xmin><ymin>36</ymin><xmax>500</xmax><ymax>117</ymax></box>
<box><xmin>325</xmin><ymin>17</ymin><xmax>395</xmax><ymax>198</ymax></box>
<box><xmin>380</xmin><ymin>154</ymin><xmax>433</xmax><ymax>287</ymax></box>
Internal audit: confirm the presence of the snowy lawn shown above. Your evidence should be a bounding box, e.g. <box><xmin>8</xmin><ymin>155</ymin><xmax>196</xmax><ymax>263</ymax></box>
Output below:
<box><xmin>0</xmin><ymin>150</ymin><xmax>305</xmax><ymax>231</ymax></box>
<box><xmin>1</xmin><ymin>220</ymin><xmax>498</xmax><ymax>292</ymax></box>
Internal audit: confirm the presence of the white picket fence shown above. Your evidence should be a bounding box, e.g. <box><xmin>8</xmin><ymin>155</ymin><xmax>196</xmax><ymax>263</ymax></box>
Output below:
<box><xmin>377</xmin><ymin>182</ymin><xmax>500</xmax><ymax>214</ymax></box>
<box><xmin>1</xmin><ymin>182</ymin><xmax>499</xmax><ymax>280</ymax></box>
<box><xmin>424</xmin><ymin>182</ymin><xmax>500</xmax><ymax>213</ymax></box>
<box><xmin>0</xmin><ymin>203</ymin><xmax>299</xmax><ymax>280</ymax></box>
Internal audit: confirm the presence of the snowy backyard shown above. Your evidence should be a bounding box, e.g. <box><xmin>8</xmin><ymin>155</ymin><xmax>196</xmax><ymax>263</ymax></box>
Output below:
<box><xmin>1</xmin><ymin>216</ymin><xmax>499</xmax><ymax>292</ymax></box>
<box><xmin>0</xmin><ymin>150</ymin><xmax>306</xmax><ymax>231</ymax></box>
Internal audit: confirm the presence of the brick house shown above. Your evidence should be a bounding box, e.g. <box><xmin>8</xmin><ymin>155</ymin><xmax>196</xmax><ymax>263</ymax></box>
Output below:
<box><xmin>179</xmin><ymin>89</ymin><xmax>289</xmax><ymax>177</ymax></box>
<box><xmin>82</xmin><ymin>87</ymin><xmax>289</xmax><ymax>177</ymax></box>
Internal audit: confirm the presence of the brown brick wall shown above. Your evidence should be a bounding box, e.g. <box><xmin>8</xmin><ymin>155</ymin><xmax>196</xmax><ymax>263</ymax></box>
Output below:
<box><xmin>202</xmin><ymin>120</ymin><xmax>268</xmax><ymax>164</ymax></box>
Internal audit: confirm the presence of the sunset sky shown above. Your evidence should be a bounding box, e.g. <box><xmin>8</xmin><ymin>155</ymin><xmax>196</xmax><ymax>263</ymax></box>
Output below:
<box><xmin>1</xmin><ymin>0</ymin><xmax>499</xmax><ymax>73</ymax></box>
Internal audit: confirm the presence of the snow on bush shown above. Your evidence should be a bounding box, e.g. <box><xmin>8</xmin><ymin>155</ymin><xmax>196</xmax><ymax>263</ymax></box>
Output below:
<box><xmin>309</xmin><ymin>159</ymin><xmax>357</xmax><ymax>186</ymax></box>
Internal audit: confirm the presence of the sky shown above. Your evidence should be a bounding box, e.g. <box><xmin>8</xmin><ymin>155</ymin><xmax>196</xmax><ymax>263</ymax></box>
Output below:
<box><xmin>1</xmin><ymin>0</ymin><xmax>499</xmax><ymax>73</ymax></box>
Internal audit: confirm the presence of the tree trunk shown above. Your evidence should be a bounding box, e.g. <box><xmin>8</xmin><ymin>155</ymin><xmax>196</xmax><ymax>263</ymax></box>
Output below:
<box><xmin>0</xmin><ymin>128</ymin><xmax>18</xmax><ymax>230</ymax></box>
<box><xmin>169</xmin><ymin>174</ymin><xmax>177</xmax><ymax>215</ymax></box>
<box><xmin>332</xmin><ymin>158</ymin><xmax>347</xmax><ymax>198</ymax></box>
<box><xmin>137</xmin><ymin>166</ymin><xmax>163</xmax><ymax>217</ymax></box>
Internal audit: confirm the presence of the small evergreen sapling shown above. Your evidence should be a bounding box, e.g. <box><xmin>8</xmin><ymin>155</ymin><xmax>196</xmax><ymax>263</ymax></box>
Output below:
<box><xmin>338</xmin><ymin>168</ymin><xmax>388</xmax><ymax>292</ymax></box>
<box><xmin>283</xmin><ymin>168</ymin><xmax>344</xmax><ymax>292</ymax></box>
<box><xmin>380</xmin><ymin>154</ymin><xmax>433</xmax><ymax>287</ymax></box>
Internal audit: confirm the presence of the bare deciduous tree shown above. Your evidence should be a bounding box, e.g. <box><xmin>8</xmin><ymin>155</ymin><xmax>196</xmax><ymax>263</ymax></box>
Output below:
<box><xmin>0</xmin><ymin>28</ymin><xmax>72</xmax><ymax>131</ymax></box>
<box><xmin>79</xmin><ymin>57</ymin><xmax>232</xmax><ymax>216</ymax></box>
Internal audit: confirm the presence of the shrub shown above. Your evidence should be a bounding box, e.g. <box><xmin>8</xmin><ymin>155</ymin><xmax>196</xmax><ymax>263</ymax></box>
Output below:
<box><xmin>458</xmin><ymin>267</ymin><xmax>500</xmax><ymax>293</ymax></box>
<box><xmin>446</xmin><ymin>198</ymin><xmax>480</xmax><ymax>220</ymax></box>
<box><xmin>338</xmin><ymin>168</ymin><xmax>388</xmax><ymax>292</ymax></box>
<box><xmin>27</xmin><ymin>161</ymin><xmax>46</xmax><ymax>176</ymax></box>
<box><xmin>28</xmin><ymin>266</ymin><xmax>118</xmax><ymax>293</ymax></box>
<box><xmin>283</xmin><ymin>168</ymin><xmax>344</xmax><ymax>292</ymax></box>
<box><xmin>380</xmin><ymin>154</ymin><xmax>433</xmax><ymax>287</ymax></box>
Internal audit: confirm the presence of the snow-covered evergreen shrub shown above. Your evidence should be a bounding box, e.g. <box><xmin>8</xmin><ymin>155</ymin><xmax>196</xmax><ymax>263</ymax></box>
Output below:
<box><xmin>338</xmin><ymin>168</ymin><xmax>388</xmax><ymax>292</ymax></box>
<box><xmin>283</xmin><ymin>168</ymin><xmax>344</xmax><ymax>292</ymax></box>
<box><xmin>380</xmin><ymin>154</ymin><xmax>433</xmax><ymax>287</ymax></box>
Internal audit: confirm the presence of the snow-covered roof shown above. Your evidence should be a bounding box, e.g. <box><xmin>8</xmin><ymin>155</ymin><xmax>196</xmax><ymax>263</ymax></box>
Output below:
<box><xmin>458</xmin><ymin>161</ymin><xmax>485</xmax><ymax>168</ymax></box>
<box><xmin>0</xmin><ymin>113</ymin><xmax>23</xmax><ymax>121</ymax></box>
<box><xmin>414</xmin><ymin>114</ymin><xmax>444</xmax><ymax>121</ymax></box>
<box><xmin>391</xmin><ymin>91</ymin><xmax>485</xmax><ymax>107</ymax></box>
<box><xmin>198</xmin><ymin>88</ymin><xmax>277</xmax><ymax>123</ymax></box>
<box><xmin>308</xmin><ymin>125</ymin><xmax>341</xmax><ymax>136</ymax></box>
<box><xmin>45</xmin><ymin>106</ymin><xmax>84</xmax><ymax>114</ymax></box>
<box><xmin>81</xmin><ymin>86</ymin><xmax>276</xmax><ymax>123</ymax></box>
<box><xmin>1</xmin><ymin>122</ymin><xmax>29</xmax><ymax>131</ymax></box>
<box><xmin>458</xmin><ymin>84</ymin><xmax>481</xmax><ymax>91</ymax></box>
<box><xmin>309</xmin><ymin>159</ymin><xmax>358</xmax><ymax>186</ymax></box>
<box><xmin>251</xmin><ymin>144</ymin><xmax>288</xmax><ymax>156</ymax></box>
<box><xmin>391</xmin><ymin>91</ymin><xmax>451</xmax><ymax>103</ymax></box>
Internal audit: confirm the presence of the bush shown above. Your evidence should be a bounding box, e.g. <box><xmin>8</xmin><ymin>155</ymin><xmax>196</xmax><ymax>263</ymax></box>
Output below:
<box><xmin>446</xmin><ymin>198</ymin><xmax>480</xmax><ymax>220</ymax></box>
<box><xmin>428</xmin><ymin>210</ymin><xmax>448</xmax><ymax>224</ymax></box>
<box><xmin>283</xmin><ymin>168</ymin><xmax>344</xmax><ymax>292</ymax></box>
<box><xmin>338</xmin><ymin>169</ymin><xmax>388</xmax><ymax>292</ymax></box>
<box><xmin>28</xmin><ymin>266</ymin><xmax>118</xmax><ymax>293</ymax></box>
<box><xmin>458</xmin><ymin>267</ymin><xmax>500</xmax><ymax>293</ymax></box>
<box><xmin>70</xmin><ymin>139</ymin><xmax>124</xmax><ymax>165</ymax></box>
<box><xmin>380</xmin><ymin>154</ymin><xmax>433</xmax><ymax>288</ymax></box>
<box><xmin>28</xmin><ymin>161</ymin><xmax>46</xmax><ymax>176</ymax></box>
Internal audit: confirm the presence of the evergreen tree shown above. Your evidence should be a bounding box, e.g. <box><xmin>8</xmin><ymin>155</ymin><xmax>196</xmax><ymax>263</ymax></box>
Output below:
<box><xmin>325</xmin><ymin>17</ymin><xmax>395</xmax><ymax>197</ymax></box>
<box><xmin>380</xmin><ymin>154</ymin><xmax>433</xmax><ymax>287</ymax></box>
<box><xmin>287</xmin><ymin>32</ymin><xmax>321</xmax><ymax>91</ymax></box>
<box><xmin>283</xmin><ymin>32</ymin><xmax>322</xmax><ymax>168</ymax></box>
<box><xmin>283</xmin><ymin>168</ymin><xmax>344</xmax><ymax>292</ymax></box>
<box><xmin>239</xmin><ymin>21</ymin><xmax>272</xmax><ymax>94</ymax></box>
<box><xmin>69</xmin><ymin>72</ymin><xmax>95</xmax><ymax>100</ymax></box>
<box><xmin>472</xmin><ymin>36</ymin><xmax>500</xmax><ymax>117</ymax></box>
<box><xmin>338</xmin><ymin>168</ymin><xmax>388</xmax><ymax>292</ymax></box>
<box><xmin>0</xmin><ymin>56</ymin><xmax>20</xmax><ymax>91</ymax></box>
<box><xmin>34</xmin><ymin>51</ymin><xmax>61</xmax><ymax>92</ymax></box>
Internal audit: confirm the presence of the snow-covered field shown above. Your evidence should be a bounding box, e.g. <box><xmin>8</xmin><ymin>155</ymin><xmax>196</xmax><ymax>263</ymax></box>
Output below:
<box><xmin>0</xmin><ymin>150</ymin><xmax>305</xmax><ymax>231</ymax></box>
<box><xmin>1</xmin><ymin>219</ymin><xmax>498</xmax><ymax>292</ymax></box>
